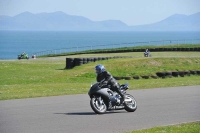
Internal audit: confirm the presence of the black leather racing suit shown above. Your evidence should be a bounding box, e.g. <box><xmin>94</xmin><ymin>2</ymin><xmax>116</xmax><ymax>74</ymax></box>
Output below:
<box><xmin>96</xmin><ymin>71</ymin><xmax>124</xmax><ymax>101</ymax></box>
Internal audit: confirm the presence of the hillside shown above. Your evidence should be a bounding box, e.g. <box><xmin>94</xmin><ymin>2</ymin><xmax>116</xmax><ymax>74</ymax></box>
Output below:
<box><xmin>129</xmin><ymin>12</ymin><xmax>200</xmax><ymax>31</ymax></box>
<box><xmin>0</xmin><ymin>11</ymin><xmax>200</xmax><ymax>31</ymax></box>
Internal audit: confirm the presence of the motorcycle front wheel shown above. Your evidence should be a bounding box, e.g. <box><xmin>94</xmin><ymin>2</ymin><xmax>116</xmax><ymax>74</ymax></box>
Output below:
<box><xmin>124</xmin><ymin>94</ymin><xmax>137</xmax><ymax>112</ymax></box>
<box><xmin>90</xmin><ymin>96</ymin><xmax>107</xmax><ymax>114</ymax></box>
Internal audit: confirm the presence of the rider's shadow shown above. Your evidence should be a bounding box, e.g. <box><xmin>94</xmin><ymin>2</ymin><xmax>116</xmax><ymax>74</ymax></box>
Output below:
<box><xmin>54</xmin><ymin>111</ymin><xmax>125</xmax><ymax>116</ymax></box>
<box><xmin>54</xmin><ymin>112</ymin><xmax>96</xmax><ymax>115</ymax></box>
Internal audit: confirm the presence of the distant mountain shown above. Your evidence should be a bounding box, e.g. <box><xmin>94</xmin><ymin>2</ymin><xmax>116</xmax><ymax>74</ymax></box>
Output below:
<box><xmin>129</xmin><ymin>12</ymin><xmax>200</xmax><ymax>31</ymax></box>
<box><xmin>0</xmin><ymin>11</ymin><xmax>200</xmax><ymax>31</ymax></box>
<box><xmin>0</xmin><ymin>11</ymin><xmax>128</xmax><ymax>31</ymax></box>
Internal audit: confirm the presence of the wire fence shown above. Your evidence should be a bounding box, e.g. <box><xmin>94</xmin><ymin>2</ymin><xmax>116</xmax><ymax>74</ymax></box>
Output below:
<box><xmin>33</xmin><ymin>39</ymin><xmax>200</xmax><ymax>57</ymax></box>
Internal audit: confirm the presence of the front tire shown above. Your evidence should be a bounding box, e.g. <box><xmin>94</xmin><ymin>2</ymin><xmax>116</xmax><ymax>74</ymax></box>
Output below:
<box><xmin>90</xmin><ymin>96</ymin><xmax>107</xmax><ymax>114</ymax></box>
<box><xmin>124</xmin><ymin>94</ymin><xmax>137</xmax><ymax>112</ymax></box>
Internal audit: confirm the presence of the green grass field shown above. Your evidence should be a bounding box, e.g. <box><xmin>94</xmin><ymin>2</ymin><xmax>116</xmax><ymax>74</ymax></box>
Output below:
<box><xmin>126</xmin><ymin>121</ymin><xmax>200</xmax><ymax>133</ymax></box>
<box><xmin>0</xmin><ymin>51</ymin><xmax>200</xmax><ymax>100</ymax></box>
<box><xmin>1</xmin><ymin>50</ymin><xmax>200</xmax><ymax>133</ymax></box>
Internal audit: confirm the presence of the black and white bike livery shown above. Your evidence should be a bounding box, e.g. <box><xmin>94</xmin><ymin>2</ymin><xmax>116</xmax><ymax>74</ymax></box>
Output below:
<box><xmin>88</xmin><ymin>81</ymin><xmax>137</xmax><ymax>114</ymax></box>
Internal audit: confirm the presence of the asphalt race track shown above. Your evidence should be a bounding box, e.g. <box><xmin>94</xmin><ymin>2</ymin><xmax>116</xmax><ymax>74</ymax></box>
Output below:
<box><xmin>0</xmin><ymin>86</ymin><xmax>200</xmax><ymax>133</ymax></box>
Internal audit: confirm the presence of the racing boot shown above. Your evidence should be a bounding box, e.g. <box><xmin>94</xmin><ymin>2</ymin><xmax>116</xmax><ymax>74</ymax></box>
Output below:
<box><xmin>120</xmin><ymin>94</ymin><xmax>125</xmax><ymax>104</ymax></box>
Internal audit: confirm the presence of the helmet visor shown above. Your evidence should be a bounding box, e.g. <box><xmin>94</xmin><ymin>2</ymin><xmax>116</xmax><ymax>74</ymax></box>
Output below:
<box><xmin>95</xmin><ymin>69</ymin><xmax>100</xmax><ymax>74</ymax></box>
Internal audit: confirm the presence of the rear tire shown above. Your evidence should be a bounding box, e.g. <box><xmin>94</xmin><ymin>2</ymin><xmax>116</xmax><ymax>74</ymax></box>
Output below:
<box><xmin>124</xmin><ymin>94</ymin><xmax>137</xmax><ymax>112</ymax></box>
<box><xmin>90</xmin><ymin>96</ymin><xmax>107</xmax><ymax>114</ymax></box>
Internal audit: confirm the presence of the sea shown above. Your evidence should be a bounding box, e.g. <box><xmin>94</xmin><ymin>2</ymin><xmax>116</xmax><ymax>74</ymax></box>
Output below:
<box><xmin>0</xmin><ymin>31</ymin><xmax>200</xmax><ymax>60</ymax></box>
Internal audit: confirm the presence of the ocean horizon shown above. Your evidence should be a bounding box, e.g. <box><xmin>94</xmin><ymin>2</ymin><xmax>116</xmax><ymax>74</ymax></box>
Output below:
<box><xmin>0</xmin><ymin>31</ymin><xmax>200</xmax><ymax>60</ymax></box>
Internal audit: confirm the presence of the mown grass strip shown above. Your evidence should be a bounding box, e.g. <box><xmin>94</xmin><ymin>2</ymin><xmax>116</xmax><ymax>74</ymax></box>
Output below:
<box><xmin>40</xmin><ymin>44</ymin><xmax>200</xmax><ymax>57</ymax></box>
<box><xmin>0</xmin><ymin>52</ymin><xmax>200</xmax><ymax>100</ymax></box>
<box><xmin>126</xmin><ymin>121</ymin><xmax>200</xmax><ymax>133</ymax></box>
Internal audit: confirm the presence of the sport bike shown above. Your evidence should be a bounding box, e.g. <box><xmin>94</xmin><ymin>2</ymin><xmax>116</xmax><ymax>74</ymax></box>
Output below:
<box><xmin>88</xmin><ymin>81</ymin><xmax>137</xmax><ymax>114</ymax></box>
<box><xmin>18</xmin><ymin>53</ymin><xmax>29</xmax><ymax>60</ymax></box>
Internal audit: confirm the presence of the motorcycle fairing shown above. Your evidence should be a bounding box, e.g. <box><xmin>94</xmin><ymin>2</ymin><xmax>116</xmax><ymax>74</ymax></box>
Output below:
<box><xmin>88</xmin><ymin>83</ymin><xmax>115</xmax><ymax>102</ymax></box>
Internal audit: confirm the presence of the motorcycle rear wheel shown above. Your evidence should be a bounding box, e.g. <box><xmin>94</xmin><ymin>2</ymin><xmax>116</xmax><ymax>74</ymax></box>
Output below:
<box><xmin>90</xmin><ymin>96</ymin><xmax>107</xmax><ymax>114</ymax></box>
<box><xmin>124</xmin><ymin>94</ymin><xmax>137</xmax><ymax>112</ymax></box>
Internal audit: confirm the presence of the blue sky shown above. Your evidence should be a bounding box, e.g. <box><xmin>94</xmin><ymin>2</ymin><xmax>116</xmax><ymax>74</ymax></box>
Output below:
<box><xmin>0</xmin><ymin>0</ymin><xmax>200</xmax><ymax>26</ymax></box>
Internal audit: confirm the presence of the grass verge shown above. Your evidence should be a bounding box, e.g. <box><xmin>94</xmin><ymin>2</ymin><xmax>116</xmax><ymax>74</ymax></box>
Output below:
<box><xmin>126</xmin><ymin>121</ymin><xmax>200</xmax><ymax>133</ymax></box>
<box><xmin>41</xmin><ymin>44</ymin><xmax>200</xmax><ymax>57</ymax></box>
<box><xmin>0</xmin><ymin>52</ymin><xmax>200</xmax><ymax>100</ymax></box>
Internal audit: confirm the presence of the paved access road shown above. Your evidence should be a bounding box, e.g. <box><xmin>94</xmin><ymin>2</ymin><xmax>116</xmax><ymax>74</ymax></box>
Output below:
<box><xmin>0</xmin><ymin>86</ymin><xmax>200</xmax><ymax>133</ymax></box>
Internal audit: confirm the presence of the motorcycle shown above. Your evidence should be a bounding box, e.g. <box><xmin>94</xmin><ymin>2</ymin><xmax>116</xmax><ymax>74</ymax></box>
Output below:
<box><xmin>88</xmin><ymin>81</ymin><xmax>137</xmax><ymax>114</ymax></box>
<box><xmin>144</xmin><ymin>52</ymin><xmax>151</xmax><ymax>57</ymax></box>
<box><xmin>18</xmin><ymin>53</ymin><xmax>29</xmax><ymax>60</ymax></box>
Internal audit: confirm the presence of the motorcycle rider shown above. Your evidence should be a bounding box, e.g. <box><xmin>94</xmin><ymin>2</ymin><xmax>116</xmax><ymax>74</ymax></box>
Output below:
<box><xmin>95</xmin><ymin>64</ymin><xmax>125</xmax><ymax>109</ymax></box>
<box><xmin>144</xmin><ymin>48</ymin><xmax>150</xmax><ymax>57</ymax></box>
